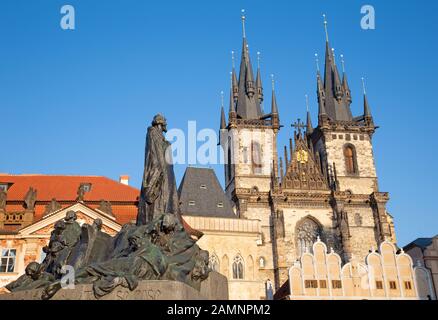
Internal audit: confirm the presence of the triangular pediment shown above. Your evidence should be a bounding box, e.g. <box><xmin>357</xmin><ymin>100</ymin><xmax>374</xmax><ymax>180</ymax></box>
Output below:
<box><xmin>19</xmin><ymin>202</ymin><xmax>122</xmax><ymax>237</ymax></box>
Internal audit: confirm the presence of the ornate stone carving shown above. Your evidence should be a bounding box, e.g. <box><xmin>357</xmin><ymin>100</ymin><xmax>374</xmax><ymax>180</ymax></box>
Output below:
<box><xmin>76</xmin><ymin>185</ymin><xmax>85</xmax><ymax>202</ymax></box>
<box><xmin>0</xmin><ymin>190</ymin><xmax>7</xmax><ymax>211</ymax></box>
<box><xmin>98</xmin><ymin>200</ymin><xmax>113</xmax><ymax>216</ymax></box>
<box><xmin>296</xmin><ymin>218</ymin><xmax>321</xmax><ymax>256</ymax></box>
<box><xmin>44</xmin><ymin>198</ymin><xmax>61</xmax><ymax>216</ymax></box>
<box><xmin>23</xmin><ymin>187</ymin><xmax>37</xmax><ymax>211</ymax></box>
<box><xmin>281</xmin><ymin>130</ymin><xmax>328</xmax><ymax>192</ymax></box>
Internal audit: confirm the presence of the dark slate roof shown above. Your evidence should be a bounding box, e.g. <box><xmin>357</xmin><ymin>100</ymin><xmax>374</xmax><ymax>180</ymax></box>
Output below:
<box><xmin>404</xmin><ymin>238</ymin><xmax>434</xmax><ymax>251</ymax></box>
<box><xmin>178</xmin><ymin>167</ymin><xmax>236</xmax><ymax>218</ymax></box>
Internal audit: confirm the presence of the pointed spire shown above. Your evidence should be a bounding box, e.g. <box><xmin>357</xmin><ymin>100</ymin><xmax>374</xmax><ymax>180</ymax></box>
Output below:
<box><xmin>321</xmin><ymin>14</ymin><xmax>352</xmax><ymax>121</ymax></box>
<box><xmin>241</xmin><ymin>9</ymin><xmax>246</xmax><ymax>38</ymax></box>
<box><xmin>271</xmin><ymin>74</ymin><xmax>278</xmax><ymax>114</ymax></box>
<box><xmin>235</xmin><ymin>9</ymin><xmax>262</xmax><ymax>119</ymax></box>
<box><xmin>332</xmin><ymin>48</ymin><xmax>343</xmax><ymax>100</ymax></box>
<box><xmin>220</xmin><ymin>91</ymin><xmax>226</xmax><ymax>130</ymax></box>
<box><xmin>315</xmin><ymin>53</ymin><xmax>320</xmax><ymax>73</ymax></box>
<box><xmin>231</xmin><ymin>51</ymin><xmax>239</xmax><ymax>101</ymax></box>
<box><xmin>256</xmin><ymin>51</ymin><xmax>264</xmax><ymax>103</ymax></box>
<box><xmin>229</xmin><ymin>72</ymin><xmax>235</xmax><ymax>113</ymax></box>
<box><xmin>362</xmin><ymin>77</ymin><xmax>372</xmax><ymax>118</ymax></box>
<box><xmin>305</xmin><ymin>94</ymin><xmax>313</xmax><ymax>134</ymax></box>
<box><xmin>317</xmin><ymin>72</ymin><xmax>327</xmax><ymax>120</ymax></box>
<box><xmin>323</xmin><ymin>14</ymin><xmax>329</xmax><ymax>43</ymax></box>
<box><xmin>341</xmin><ymin>54</ymin><xmax>352</xmax><ymax>103</ymax></box>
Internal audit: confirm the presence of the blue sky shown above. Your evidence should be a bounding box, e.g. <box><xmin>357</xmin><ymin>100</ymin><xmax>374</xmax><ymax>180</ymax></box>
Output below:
<box><xmin>0</xmin><ymin>0</ymin><xmax>437</xmax><ymax>246</ymax></box>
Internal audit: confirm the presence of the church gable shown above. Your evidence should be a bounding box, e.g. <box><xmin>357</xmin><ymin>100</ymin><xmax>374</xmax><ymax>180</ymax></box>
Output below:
<box><xmin>19</xmin><ymin>203</ymin><xmax>121</xmax><ymax>237</ymax></box>
<box><xmin>281</xmin><ymin>129</ymin><xmax>328</xmax><ymax>191</ymax></box>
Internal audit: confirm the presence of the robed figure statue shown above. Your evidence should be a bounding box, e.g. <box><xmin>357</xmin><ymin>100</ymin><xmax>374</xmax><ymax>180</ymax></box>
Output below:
<box><xmin>137</xmin><ymin>114</ymin><xmax>180</xmax><ymax>225</ymax></box>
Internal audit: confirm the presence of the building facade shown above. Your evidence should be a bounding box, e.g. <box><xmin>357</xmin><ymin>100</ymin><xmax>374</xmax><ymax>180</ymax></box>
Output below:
<box><xmin>275</xmin><ymin>239</ymin><xmax>435</xmax><ymax>300</ymax></box>
<box><xmin>404</xmin><ymin>236</ymin><xmax>438</xmax><ymax>299</ymax></box>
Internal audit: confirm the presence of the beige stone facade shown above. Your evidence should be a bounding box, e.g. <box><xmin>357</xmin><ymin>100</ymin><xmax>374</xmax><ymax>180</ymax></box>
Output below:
<box><xmin>280</xmin><ymin>239</ymin><xmax>434</xmax><ymax>300</ymax></box>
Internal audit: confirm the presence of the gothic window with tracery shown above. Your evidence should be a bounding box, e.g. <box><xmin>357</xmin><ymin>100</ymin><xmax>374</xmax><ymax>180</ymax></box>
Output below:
<box><xmin>344</xmin><ymin>145</ymin><xmax>357</xmax><ymax>175</ymax></box>
<box><xmin>296</xmin><ymin>218</ymin><xmax>321</xmax><ymax>256</ymax></box>
<box><xmin>209</xmin><ymin>254</ymin><xmax>220</xmax><ymax>272</ymax></box>
<box><xmin>232</xmin><ymin>255</ymin><xmax>244</xmax><ymax>279</ymax></box>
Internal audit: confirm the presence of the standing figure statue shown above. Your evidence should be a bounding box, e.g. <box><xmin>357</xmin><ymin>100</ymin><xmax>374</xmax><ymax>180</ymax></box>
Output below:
<box><xmin>137</xmin><ymin>114</ymin><xmax>180</xmax><ymax>225</ymax></box>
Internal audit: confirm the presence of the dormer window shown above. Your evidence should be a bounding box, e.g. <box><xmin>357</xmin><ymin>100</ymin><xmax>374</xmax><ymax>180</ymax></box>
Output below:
<box><xmin>0</xmin><ymin>184</ymin><xmax>9</xmax><ymax>192</ymax></box>
<box><xmin>217</xmin><ymin>202</ymin><xmax>224</xmax><ymax>208</ymax></box>
<box><xmin>188</xmin><ymin>201</ymin><xmax>195</xmax><ymax>206</ymax></box>
<box><xmin>200</xmin><ymin>185</ymin><xmax>207</xmax><ymax>190</ymax></box>
<box><xmin>81</xmin><ymin>183</ymin><xmax>92</xmax><ymax>193</ymax></box>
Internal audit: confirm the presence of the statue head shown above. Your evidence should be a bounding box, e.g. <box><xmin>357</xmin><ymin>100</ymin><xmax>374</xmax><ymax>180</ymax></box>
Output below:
<box><xmin>65</xmin><ymin>211</ymin><xmax>77</xmax><ymax>222</ymax></box>
<box><xmin>128</xmin><ymin>234</ymin><xmax>147</xmax><ymax>251</ymax></box>
<box><xmin>25</xmin><ymin>262</ymin><xmax>41</xmax><ymax>278</ymax></box>
<box><xmin>50</xmin><ymin>241</ymin><xmax>65</xmax><ymax>253</ymax></box>
<box><xmin>152</xmin><ymin>114</ymin><xmax>168</xmax><ymax>133</ymax></box>
<box><xmin>191</xmin><ymin>250</ymin><xmax>210</xmax><ymax>282</ymax></box>
<box><xmin>54</xmin><ymin>220</ymin><xmax>66</xmax><ymax>231</ymax></box>
<box><xmin>92</xmin><ymin>218</ymin><xmax>103</xmax><ymax>231</ymax></box>
<box><xmin>161</xmin><ymin>214</ymin><xmax>179</xmax><ymax>234</ymax></box>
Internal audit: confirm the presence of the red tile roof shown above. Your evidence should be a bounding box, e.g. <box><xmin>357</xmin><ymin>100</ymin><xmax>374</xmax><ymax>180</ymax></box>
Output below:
<box><xmin>0</xmin><ymin>174</ymin><xmax>139</xmax><ymax>202</ymax></box>
<box><xmin>0</xmin><ymin>174</ymin><xmax>200</xmax><ymax>238</ymax></box>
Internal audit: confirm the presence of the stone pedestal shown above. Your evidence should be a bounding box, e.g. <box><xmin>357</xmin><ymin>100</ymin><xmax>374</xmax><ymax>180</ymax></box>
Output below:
<box><xmin>0</xmin><ymin>272</ymin><xmax>228</xmax><ymax>300</ymax></box>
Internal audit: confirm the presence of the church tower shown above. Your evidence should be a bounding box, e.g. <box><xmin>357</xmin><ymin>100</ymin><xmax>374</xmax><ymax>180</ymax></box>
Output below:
<box><xmin>311</xmin><ymin>16</ymin><xmax>396</xmax><ymax>261</ymax></box>
<box><xmin>220</xmin><ymin>11</ymin><xmax>280</xmax><ymax>215</ymax></box>
<box><xmin>219</xmin><ymin>11</ymin><xmax>280</xmax><ymax>287</ymax></box>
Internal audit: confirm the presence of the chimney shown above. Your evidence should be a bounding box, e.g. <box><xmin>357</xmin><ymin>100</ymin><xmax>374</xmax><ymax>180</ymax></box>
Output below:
<box><xmin>119</xmin><ymin>175</ymin><xmax>129</xmax><ymax>186</ymax></box>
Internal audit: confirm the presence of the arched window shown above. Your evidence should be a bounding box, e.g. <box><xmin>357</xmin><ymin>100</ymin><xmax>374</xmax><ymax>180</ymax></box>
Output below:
<box><xmin>232</xmin><ymin>255</ymin><xmax>244</xmax><ymax>279</ymax></box>
<box><xmin>209</xmin><ymin>254</ymin><xmax>220</xmax><ymax>272</ymax></box>
<box><xmin>251</xmin><ymin>141</ymin><xmax>263</xmax><ymax>174</ymax></box>
<box><xmin>344</xmin><ymin>145</ymin><xmax>358</xmax><ymax>175</ymax></box>
<box><xmin>221</xmin><ymin>255</ymin><xmax>229</xmax><ymax>278</ymax></box>
<box><xmin>259</xmin><ymin>257</ymin><xmax>266</xmax><ymax>268</ymax></box>
<box><xmin>247</xmin><ymin>255</ymin><xmax>254</xmax><ymax>280</ymax></box>
<box><xmin>296</xmin><ymin>218</ymin><xmax>321</xmax><ymax>256</ymax></box>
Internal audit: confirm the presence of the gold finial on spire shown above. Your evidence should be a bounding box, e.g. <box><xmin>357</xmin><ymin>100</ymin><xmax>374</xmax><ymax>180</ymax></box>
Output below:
<box><xmin>323</xmin><ymin>14</ymin><xmax>329</xmax><ymax>42</ymax></box>
<box><xmin>315</xmin><ymin>53</ymin><xmax>320</xmax><ymax>72</ymax></box>
<box><xmin>241</xmin><ymin>9</ymin><xmax>246</xmax><ymax>38</ymax></box>
<box><xmin>257</xmin><ymin>51</ymin><xmax>261</xmax><ymax>68</ymax></box>
<box><xmin>305</xmin><ymin>94</ymin><xmax>309</xmax><ymax>112</ymax></box>
<box><xmin>340</xmin><ymin>54</ymin><xmax>345</xmax><ymax>73</ymax></box>
<box><xmin>271</xmin><ymin>74</ymin><xmax>275</xmax><ymax>91</ymax></box>
<box><xmin>231</xmin><ymin>51</ymin><xmax>235</xmax><ymax>69</ymax></box>
<box><xmin>361</xmin><ymin>77</ymin><xmax>367</xmax><ymax>95</ymax></box>
<box><xmin>221</xmin><ymin>90</ymin><xmax>224</xmax><ymax>107</ymax></box>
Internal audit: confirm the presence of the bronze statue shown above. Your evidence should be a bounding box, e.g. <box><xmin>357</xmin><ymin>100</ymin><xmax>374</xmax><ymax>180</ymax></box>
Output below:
<box><xmin>5</xmin><ymin>262</ymin><xmax>54</xmax><ymax>292</ymax></box>
<box><xmin>4</xmin><ymin>115</ymin><xmax>211</xmax><ymax>300</ymax></box>
<box><xmin>137</xmin><ymin>114</ymin><xmax>180</xmax><ymax>225</ymax></box>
